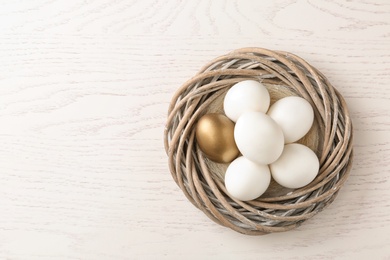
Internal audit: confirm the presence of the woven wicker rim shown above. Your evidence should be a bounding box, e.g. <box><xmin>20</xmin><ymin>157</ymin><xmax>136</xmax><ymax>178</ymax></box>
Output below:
<box><xmin>164</xmin><ymin>47</ymin><xmax>353</xmax><ymax>235</ymax></box>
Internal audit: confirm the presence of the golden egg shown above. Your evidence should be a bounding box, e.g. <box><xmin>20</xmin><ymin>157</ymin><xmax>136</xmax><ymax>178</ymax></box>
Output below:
<box><xmin>195</xmin><ymin>113</ymin><xmax>240</xmax><ymax>163</ymax></box>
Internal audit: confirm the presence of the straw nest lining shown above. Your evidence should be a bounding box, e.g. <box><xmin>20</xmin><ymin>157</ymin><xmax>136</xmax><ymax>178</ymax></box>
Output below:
<box><xmin>164</xmin><ymin>48</ymin><xmax>353</xmax><ymax>235</ymax></box>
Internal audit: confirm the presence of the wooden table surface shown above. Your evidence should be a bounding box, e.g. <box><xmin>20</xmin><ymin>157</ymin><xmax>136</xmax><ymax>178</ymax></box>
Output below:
<box><xmin>0</xmin><ymin>1</ymin><xmax>389</xmax><ymax>259</ymax></box>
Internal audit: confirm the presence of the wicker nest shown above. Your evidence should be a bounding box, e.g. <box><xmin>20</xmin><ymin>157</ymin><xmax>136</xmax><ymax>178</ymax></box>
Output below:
<box><xmin>164</xmin><ymin>47</ymin><xmax>353</xmax><ymax>235</ymax></box>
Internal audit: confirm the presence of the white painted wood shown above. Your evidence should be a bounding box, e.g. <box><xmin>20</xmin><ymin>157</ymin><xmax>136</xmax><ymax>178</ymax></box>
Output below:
<box><xmin>0</xmin><ymin>0</ymin><xmax>389</xmax><ymax>259</ymax></box>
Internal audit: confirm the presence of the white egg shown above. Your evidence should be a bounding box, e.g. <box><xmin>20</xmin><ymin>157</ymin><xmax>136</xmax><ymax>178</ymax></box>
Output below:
<box><xmin>223</xmin><ymin>80</ymin><xmax>270</xmax><ymax>122</ymax></box>
<box><xmin>234</xmin><ymin>112</ymin><xmax>284</xmax><ymax>165</ymax></box>
<box><xmin>225</xmin><ymin>156</ymin><xmax>271</xmax><ymax>201</ymax></box>
<box><xmin>267</xmin><ymin>96</ymin><xmax>314</xmax><ymax>143</ymax></box>
<box><xmin>270</xmin><ymin>144</ymin><xmax>319</xmax><ymax>189</ymax></box>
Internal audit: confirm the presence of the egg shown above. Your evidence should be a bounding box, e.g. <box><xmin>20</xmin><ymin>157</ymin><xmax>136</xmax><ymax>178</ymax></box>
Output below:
<box><xmin>234</xmin><ymin>112</ymin><xmax>284</xmax><ymax>165</ymax></box>
<box><xmin>223</xmin><ymin>80</ymin><xmax>270</xmax><ymax>122</ymax></box>
<box><xmin>225</xmin><ymin>156</ymin><xmax>271</xmax><ymax>201</ymax></box>
<box><xmin>267</xmin><ymin>96</ymin><xmax>314</xmax><ymax>143</ymax></box>
<box><xmin>270</xmin><ymin>144</ymin><xmax>319</xmax><ymax>189</ymax></box>
<box><xmin>195</xmin><ymin>113</ymin><xmax>240</xmax><ymax>163</ymax></box>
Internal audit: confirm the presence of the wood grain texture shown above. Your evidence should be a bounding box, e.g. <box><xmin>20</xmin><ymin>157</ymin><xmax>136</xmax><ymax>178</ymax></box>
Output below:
<box><xmin>0</xmin><ymin>0</ymin><xmax>389</xmax><ymax>259</ymax></box>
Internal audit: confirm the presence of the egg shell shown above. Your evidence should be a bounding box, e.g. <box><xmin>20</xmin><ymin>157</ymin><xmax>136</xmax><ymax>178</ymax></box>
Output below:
<box><xmin>223</xmin><ymin>80</ymin><xmax>270</xmax><ymax>122</ymax></box>
<box><xmin>195</xmin><ymin>113</ymin><xmax>240</xmax><ymax>163</ymax></box>
<box><xmin>267</xmin><ymin>96</ymin><xmax>314</xmax><ymax>143</ymax></box>
<box><xmin>234</xmin><ymin>112</ymin><xmax>284</xmax><ymax>165</ymax></box>
<box><xmin>225</xmin><ymin>156</ymin><xmax>271</xmax><ymax>201</ymax></box>
<box><xmin>270</xmin><ymin>143</ymin><xmax>319</xmax><ymax>189</ymax></box>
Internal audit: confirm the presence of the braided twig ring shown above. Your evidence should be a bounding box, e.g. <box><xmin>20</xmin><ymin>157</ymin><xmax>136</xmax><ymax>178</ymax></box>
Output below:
<box><xmin>164</xmin><ymin>48</ymin><xmax>353</xmax><ymax>235</ymax></box>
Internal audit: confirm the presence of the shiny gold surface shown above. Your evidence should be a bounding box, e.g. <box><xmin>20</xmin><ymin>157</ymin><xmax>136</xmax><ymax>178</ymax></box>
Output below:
<box><xmin>195</xmin><ymin>113</ymin><xmax>239</xmax><ymax>163</ymax></box>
